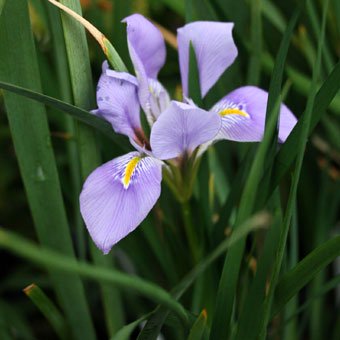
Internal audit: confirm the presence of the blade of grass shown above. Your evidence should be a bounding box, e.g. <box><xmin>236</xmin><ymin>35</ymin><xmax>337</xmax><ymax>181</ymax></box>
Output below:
<box><xmin>137</xmin><ymin>212</ymin><xmax>271</xmax><ymax>340</ymax></box>
<box><xmin>0</xmin><ymin>228</ymin><xmax>189</xmax><ymax>325</ymax></box>
<box><xmin>306</xmin><ymin>0</ymin><xmax>334</xmax><ymax>73</ymax></box>
<box><xmin>262</xmin><ymin>0</ymin><xmax>286</xmax><ymax>32</ymax></box>
<box><xmin>111</xmin><ymin>0</ymin><xmax>132</xmax><ymax>72</ymax></box>
<box><xmin>23</xmin><ymin>284</ymin><xmax>68</xmax><ymax>340</ymax></box>
<box><xmin>56</xmin><ymin>0</ymin><xmax>125</xmax><ymax>335</ymax></box>
<box><xmin>48</xmin><ymin>0</ymin><xmax>127</xmax><ymax>71</ymax></box>
<box><xmin>212</xmin><ymin>0</ymin><xmax>249</xmax><ymax>38</ymax></box>
<box><xmin>111</xmin><ymin>315</ymin><xmax>150</xmax><ymax>340</ymax></box>
<box><xmin>261</xmin><ymin>52</ymin><xmax>340</xmax><ymax>114</ymax></box>
<box><xmin>247</xmin><ymin>0</ymin><xmax>262</xmax><ymax>84</ymax></box>
<box><xmin>189</xmin><ymin>43</ymin><xmax>203</xmax><ymax>106</ymax></box>
<box><xmin>309</xmin><ymin>171</ymin><xmax>332</xmax><ymax>340</ymax></box>
<box><xmin>235</xmin><ymin>197</ymin><xmax>282</xmax><ymax>340</ymax></box>
<box><xmin>268</xmin><ymin>59</ymin><xmax>340</xmax><ymax>194</ymax></box>
<box><xmin>257</xmin><ymin>1</ymin><xmax>330</xmax><ymax>337</ymax></box>
<box><xmin>0</xmin><ymin>2</ymin><xmax>96</xmax><ymax>339</ymax></box>
<box><xmin>211</xmin><ymin>146</ymin><xmax>256</xmax><ymax>244</ymax></box>
<box><xmin>0</xmin><ymin>81</ymin><xmax>130</xmax><ymax>149</ymax></box>
<box><xmin>187</xmin><ymin>309</ymin><xmax>208</xmax><ymax>340</ymax></box>
<box><xmin>283</xmin><ymin>208</ymin><xmax>299</xmax><ymax>340</ymax></box>
<box><xmin>158</xmin><ymin>0</ymin><xmax>184</xmax><ymax>16</ymax></box>
<box><xmin>0</xmin><ymin>0</ymin><xmax>5</xmax><ymax>17</ymax></box>
<box><xmin>271</xmin><ymin>274</ymin><xmax>340</xmax><ymax>337</ymax></box>
<box><xmin>0</xmin><ymin>300</ymin><xmax>35</xmax><ymax>340</ymax></box>
<box><xmin>286</xmin><ymin>64</ymin><xmax>340</xmax><ymax>113</ymax></box>
<box><xmin>43</xmin><ymin>0</ymin><xmax>85</xmax><ymax>260</ymax></box>
<box><xmin>209</xmin><ymin>8</ymin><xmax>301</xmax><ymax>339</ymax></box>
<box><xmin>272</xmin><ymin>235</ymin><xmax>340</xmax><ymax>316</ymax></box>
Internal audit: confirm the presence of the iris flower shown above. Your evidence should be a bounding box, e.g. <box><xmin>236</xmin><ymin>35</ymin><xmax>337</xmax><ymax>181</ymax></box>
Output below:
<box><xmin>80</xmin><ymin>14</ymin><xmax>297</xmax><ymax>254</ymax></box>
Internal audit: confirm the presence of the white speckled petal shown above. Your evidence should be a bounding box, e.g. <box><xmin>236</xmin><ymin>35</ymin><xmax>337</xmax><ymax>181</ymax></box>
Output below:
<box><xmin>211</xmin><ymin>86</ymin><xmax>297</xmax><ymax>142</ymax></box>
<box><xmin>80</xmin><ymin>152</ymin><xmax>162</xmax><ymax>254</ymax></box>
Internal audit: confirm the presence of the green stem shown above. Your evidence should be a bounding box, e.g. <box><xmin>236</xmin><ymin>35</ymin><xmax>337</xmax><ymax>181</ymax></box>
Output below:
<box><xmin>181</xmin><ymin>200</ymin><xmax>200</xmax><ymax>263</ymax></box>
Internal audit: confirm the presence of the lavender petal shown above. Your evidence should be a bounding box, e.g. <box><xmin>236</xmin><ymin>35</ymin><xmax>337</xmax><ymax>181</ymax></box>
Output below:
<box><xmin>177</xmin><ymin>21</ymin><xmax>237</xmax><ymax>98</ymax></box>
<box><xmin>150</xmin><ymin>101</ymin><xmax>221</xmax><ymax>160</ymax></box>
<box><xmin>80</xmin><ymin>152</ymin><xmax>162</xmax><ymax>254</ymax></box>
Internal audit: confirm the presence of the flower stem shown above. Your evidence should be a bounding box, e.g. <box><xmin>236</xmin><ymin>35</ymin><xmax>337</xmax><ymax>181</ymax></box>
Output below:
<box><xmin>181</xmin><ymin>200</ymin><xmax>201</xmax><ymax>264</ymax></box>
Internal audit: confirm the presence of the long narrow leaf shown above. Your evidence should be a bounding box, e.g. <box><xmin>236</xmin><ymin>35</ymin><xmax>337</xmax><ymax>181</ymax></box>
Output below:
<box><xmin>258</xmin><ymin>1</ymin><xmax>330</xmax><ymax>337</ymax></box>
<box><xmin>0</xmin><ymin>2</ymin><xmax>96</xmax><ymax>339</ymax></box>
<box><xmin>23</xmin><ymin>284</ymin><xmax>68</xmax><ymax>340</ymax></box>
<box><xmin>0</xmin><ymin>81</ymin><xmax>130</xmax><ymax>150</ymax></box>
<box><xmin>273</xmin><ymin>236</ymin><xmax>340</xmax><ymax>316</ymax></box>
<box><xmin>0</xmin><ymin>228</ymin><xmax>189</xmax><ymax>325</ymax></box>
<box><xmin>209</xmin><ymin>7</ymin><xmax>301</xmax><ymax>339</ymax></box>
<box><xmin>137</xmin><ymin>212</ymin><xmax>271</xmax><ymax>339</ymax></box>
<box><xmin>55</xmin><ymin>0</ymin><xmax>126</xmax><ymax>335</ymax></box>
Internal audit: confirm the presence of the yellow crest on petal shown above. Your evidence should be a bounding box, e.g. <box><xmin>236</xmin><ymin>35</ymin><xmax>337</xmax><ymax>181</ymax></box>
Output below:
<box><xmin>122</xmin><ymin>157</ymin><xmax>141</xmax><ymax>189</ymax></box>
<box><xmin>219</xmin><ymin>108</ymin><xmax>249</xmax><ymax>117</ymax></box>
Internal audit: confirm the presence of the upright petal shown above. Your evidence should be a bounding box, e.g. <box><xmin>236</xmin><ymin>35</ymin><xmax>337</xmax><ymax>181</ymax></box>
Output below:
<box><xmin>93</xmin><ymin>62</ymin><xmax>141</xmax><ymax>139</ymax></box>
<box><xmin>210</xmin><ymin>86</ymin><xmax>297</xmax><ymax>142</ymax></box>
<box><xmin>80</xmin><ymin>152</ymin><xmax>162</xmax><ymax>254</ymax></box>
<box><xmin>177</xmin><ymin>21</ymin><xmax>237</xmax><ymax>98</ymax></box>
<box><xmin>123</xmin><ymin>14</ymin><xmax>169</xmax><ymax>126</ymax></box>
<box><xmin>150</xmin><ymin>101</ymin><xmax>221</xmax><ymax>160</ymax></box>
<box><xmin>123</xmin><ymin>14</ymin><xmax>166</xmax><ymax>79</ymax></box>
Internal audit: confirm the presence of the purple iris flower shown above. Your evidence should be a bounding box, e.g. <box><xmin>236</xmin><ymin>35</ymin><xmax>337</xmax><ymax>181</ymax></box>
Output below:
<box><xmin>80</xmin><ymin>14</ymin><xmax>297</xmax><ymax>254</ymax></box>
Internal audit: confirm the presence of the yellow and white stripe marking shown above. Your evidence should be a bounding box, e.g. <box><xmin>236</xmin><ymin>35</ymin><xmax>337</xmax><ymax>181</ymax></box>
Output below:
<box><xmin>219</xmin><ymin>108</ymin><xmax>249</xmax><ymax>117</ymax></box>
<box><xmin>122</xmin><ymin>157</ymin><xmax>141</xmax><ymax>189</ymax></box>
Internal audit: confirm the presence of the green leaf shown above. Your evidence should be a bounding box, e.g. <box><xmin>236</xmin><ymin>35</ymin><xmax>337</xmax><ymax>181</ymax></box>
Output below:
<box><xmin>282</xmin><ymin>273</ymin><xmax>340</xmax><ymax>329</ymax></box>
<box><xmin>235</xmin><ymin>204</ymin><xmax>282</xmax><ymax>340</ymax></box>
<box><xmin>0</xmin><ymin>228</ymin><xmax>189</xmax><ymax>325</ymax></box>
<box><xmin>262</xmin><ymin>0</ymin><xmax>286</xmax><ymax>32</ymax></box>
<box><xmin>257</xmin><ymin>1</ymin><xmax>330</xmax><ymax>337</ymax></box>
<box><xmin>247</xmin><ymin>0</ymin><xmax>262</xmax><ymax>84</ymax></box>
<box><xmin>0</xmin><ymin>300</ymin><xmax>34</xmax><ymax>340</ymax></box>
<box><xmin>212</xmin><ymin>146</ymin><xmax>256</xmax><ymax>243</ymax></box>
<box><xmin>188</xmin><ymin>42</ymin><xmax>202</xmax><ymax>106</ymax></box>
<box><xmin>269</xmin><ymin>59</ymin><xmax>340</xmax><ymax>193</ymax></box>
<box><xmin>111</xmin><ymin>315</ymin><xmax>149</xmax><ymax>340</ymax></box>
<box><xmin>0</xmin><ymin>0</ymin><xmax>5</xmax><ymax>17</ymax></box>
<box><xmin>0</xmin><ymin>81</ymin><xmax>130</xmax><ymax>150</ymax></box>
<box><xmin>137</xmin><ymin>212</ymin><xmax>271</xmax><ymax>340</ymax></box>
<box><xmin>158</xmin><ymin>0</ymin><xmax>184</xmax><ymax>16</ymax></box>
<box><xmin>23</xmin><ymin>284</ymin><xmax>68</xmax><ymax>340</ymax></box>
<box><xmin>56</xmin><ymin>0</ymin><xmax>126</xmax><ymax>336</ymax></box>
<box><xmin>44</xmin><ymin>0</ymin><xmax>85</xmax><ymax>260</ymax></box>
<box><xmin>0</xmin><ymin>2</ymin><xmax>96</xmax><ymax>339</ymax></box>
<box><xmin>47</xmin><ymin>0</ymin><xmax>127</xmax><ymax>72</ymax></box>
<box><xmin>187</xmin><ymin>310</ymin><xmax>208</xmax><ymax>340</ymax></box>
<box><xmin>273</xmin><ymin>236</ymin><xmax>340</xmax><ymax>316</ymax></box>
<box><xmin>209</xmin><ymin>7</ymin><xmax>301</xmax><ymax>339</ymax></box>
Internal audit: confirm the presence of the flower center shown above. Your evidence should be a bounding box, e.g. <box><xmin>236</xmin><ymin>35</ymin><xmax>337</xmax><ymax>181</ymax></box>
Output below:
<box><xmin>122</xmin><ymin>157</ymin><xmax>141</xmax><ymax>188</ymax></box>
<box><xmin>219</xmin><ymin>108</ymin><xmax>249</xmax><ymax>117</ymax></box>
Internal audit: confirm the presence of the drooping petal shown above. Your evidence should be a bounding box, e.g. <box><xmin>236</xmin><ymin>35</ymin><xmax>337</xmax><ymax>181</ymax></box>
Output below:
<box><xmin>177</xmin><ymin>21</ymin><xmax>238</xmax><ymax>98</ymax></box>
<box><xmin>80</xmin><ymin>152</ymin><xmax>162</xmax><ymax>254</ymax></box>
<box><xmin>150</xmin><ymin>101</ymin><xmax>221</xmax><ymax>160</ymax></box>
<box><xmin>210</xmin><ymin>86</ymin><xmax>297</xmax><ymax>142</ymax></box>
<box><xmin>123</xmin><ymin>14</ymin><xmax>169</xmax><ymax>126</ymax></box>
<box><xmin>93</xmin><ymin>62</ymin><xmax>141</xmax><ymax>139</ymax></box>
